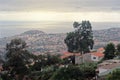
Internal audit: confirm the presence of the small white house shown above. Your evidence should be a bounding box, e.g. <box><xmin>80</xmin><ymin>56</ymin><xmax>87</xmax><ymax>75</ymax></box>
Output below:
<box><xmin>82</xmin><ymin>52</ymin><xmax>104</xmax><ymax>62</ymax></box>
<box><xmin>61</xmin><ymin>50</ymin><xmax>104</xmax><ymax>64</ymax></box>
<box><xmin>91</xmin><ymin>52</ymin><xmax>104</xmax><ymax>62</ymax></box>
<box><xmin>75</xmin><ymin>52</ymin><xmax>104</xmax><ymax>64</ymax></box>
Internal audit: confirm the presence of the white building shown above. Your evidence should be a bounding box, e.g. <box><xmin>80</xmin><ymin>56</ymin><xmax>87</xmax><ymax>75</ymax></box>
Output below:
<box><xmin>61</xmin><ymin>48</ymin><xmax>105</xmax><ymax>64</ymax></box>
<box><xmin>91</xmin><ymin>52</ymin><xmax>104</xmax><ymax>62</ymax></box>
<box><xmin>97</xmin><ymin>60</ymin><xmax>120</xmax><ymax>76</ymax></box>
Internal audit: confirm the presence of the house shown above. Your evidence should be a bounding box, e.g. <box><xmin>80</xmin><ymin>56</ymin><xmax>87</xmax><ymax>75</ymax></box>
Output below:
<box><xmin>61</xmin><ymin>52</ymin><xmax>104</xmax><ymax>64</ymax></box>
<box><xmin>97</xmin><ymin>60</ymin><xmax>120</xmax><ymax>76</ymax></box>
<box><xmin>84</xmin><ymin>47</ymin><xmax>104</xmax><ymax>62</ymax></box>
<box><xmin>83</xmin><ymin>52</ymin><xmax>104</xmax><ymax>63</ymax></box>
<box><xmin>61</xmin><ymin>48</ymin><xmax>105</xmax><ymax>64</ymax></box>
<box><xmin>90</xmin><ymin>52</ymin><xmax>104</xmax><ymax>62</ymax></box>
<box><xmin>90</xmin><ymin>47</ymin><xmax>104</xmax><ymax>62</ymax></box>
<box><xmin>61</xmin><ymin>52</ymin><xmax>82</xmax><ymax>64</ymax></box>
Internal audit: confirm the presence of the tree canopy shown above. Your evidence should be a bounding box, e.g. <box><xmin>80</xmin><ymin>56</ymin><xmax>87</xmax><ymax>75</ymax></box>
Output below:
<box><xmin>106</xmin><ymin>69</ymin><xmax>120</xmax><ymax>80</ymax></box>
<box><xmin>4</xmin><ymin>38</ymin><xmax>33</xmax><ymax>80</ymax></box>
<box><xmin>104</xmin><ymin>43</ymin><xmax>116</xmax><ymax>60</ymax></box>
<box><xmin>31</xmin><ymin>54</ymin><xmax>62</xmax><ymax>71</ymax></box>
<box><xmin>116</xmin><ymin>44</ymin><xmax>120</xmax><ymax>58</ymax></box>
<box><xmin>64</xmin><ymin>21</ymin><xmax>94</xmax><ymax>54</ymax></box>
<box><xmin>50</xmin><ymin>63</ymin><xmax>97</xmax><ymax>80</ymax></box>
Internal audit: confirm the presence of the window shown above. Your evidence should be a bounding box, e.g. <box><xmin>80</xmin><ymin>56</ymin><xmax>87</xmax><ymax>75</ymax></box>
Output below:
<box><xmin>93</xmin><ymin>57</ymin><xmax>96</xmax><ymax>59</ymax></box>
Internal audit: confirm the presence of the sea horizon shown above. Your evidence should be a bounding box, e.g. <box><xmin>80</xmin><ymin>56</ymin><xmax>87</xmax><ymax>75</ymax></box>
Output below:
<box><xmin>0</xmin><ymin>21</ymin><xmax>120</xmax><ymax>38</ymax></box>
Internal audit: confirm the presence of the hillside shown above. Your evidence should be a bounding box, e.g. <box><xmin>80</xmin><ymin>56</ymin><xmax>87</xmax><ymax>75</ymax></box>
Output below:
<box><xmin>0</xmin><ymin>28</ymin><xmax>120</xmax><ymax>55</ymax></box>
<box><xmin>21</xmin><ymin>30</ymin><xmax>46</xmax><ymax>35</ymax></box>
<box><xmin>93</xmin><ymin>28</ymin><xmax>120</xmax><ymax>42</ymax></box>
<box><xmin>0</xmin><ymin>30</ymin><xmax>66</xmax><ymax>55</ymax></box>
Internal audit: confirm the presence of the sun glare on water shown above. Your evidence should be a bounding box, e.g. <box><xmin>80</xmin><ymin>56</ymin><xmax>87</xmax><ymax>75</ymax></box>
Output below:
<box><xmin>0</xmin><ymin>11</ymin><xmax>120</xmax><ymax>23</ymax></box>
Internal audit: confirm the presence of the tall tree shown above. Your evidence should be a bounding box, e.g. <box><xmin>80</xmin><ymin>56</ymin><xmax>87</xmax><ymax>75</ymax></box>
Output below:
<box><xmin>65</xmin><ymin>21</ymin><xmax>94</xmax><ymax>53</ymax></box>
<box><xmin>104</xmin><ymin>43</ymin><xmax>116</xmax><ymax>60</ymax></box>
<box><xmin>5</xmin><ymin>38</ymin><xmax>33</xmax><ymax>80</ymax></box>
<box><xmin>64</xmin><ymin>21</ymin><xmax>94</xmax><ymax>63</ymax></box>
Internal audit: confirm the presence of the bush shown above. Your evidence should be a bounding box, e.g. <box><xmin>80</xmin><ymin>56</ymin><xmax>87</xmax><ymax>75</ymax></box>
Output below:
<box><xmin>50</xmin><ymin>63</ymin><xmax>97</xmax><ymax>80</ymax></box>
<box><xmin>106</xmin><ymin>69</ymin><xmax>120</xmax><ymax>80</ymax></box>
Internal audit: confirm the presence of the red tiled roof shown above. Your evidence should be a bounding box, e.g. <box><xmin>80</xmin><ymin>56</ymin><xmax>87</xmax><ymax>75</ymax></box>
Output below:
<box><xmin>61</xmin><ymin>52</ymin><xmax>81</xmax><ymax>59</ymax></box>
<box><xmin>63</xmin><ymin>52</ymin><xmax>73</xmax><ymax>55</ymax></box>
<box><xmin>91</xmin><ymin>52</ymin><xmax>104</xmax><ymax>57</ymax></box>
<box><xmin>98</xmin><ymin>47</ymin><xmax>105</xmax><ymax>51</ymax></box>
<box><xmin>60</xmin><ymin>54</ymin><xmax>73</xmax><ymax>59</ymax></box>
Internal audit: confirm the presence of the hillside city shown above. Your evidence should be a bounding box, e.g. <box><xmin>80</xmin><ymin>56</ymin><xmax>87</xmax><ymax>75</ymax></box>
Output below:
<box><xmin>1</xmin><ymin>28</ymin><xmax>120</xmax><ymax>57</ymax></box>
<box><xmin>0</xmin><ymin>21</ymin><xmax>120</xmax><ymax>80</ymax></box>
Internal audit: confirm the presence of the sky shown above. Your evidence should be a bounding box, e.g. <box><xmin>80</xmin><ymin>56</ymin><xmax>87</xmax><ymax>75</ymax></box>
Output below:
<box><xmin>0</xmin><ymin>0</ymin><xmax>120</xmax><ymax>38</ymax></box>
<box><xmin>0</xmin><ymin>0</ymin><xmax>120</xmax><ymax>22</ymax></box>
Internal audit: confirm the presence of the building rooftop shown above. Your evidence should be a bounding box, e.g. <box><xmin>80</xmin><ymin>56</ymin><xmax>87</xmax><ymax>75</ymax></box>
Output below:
<box><xmin>91</xmin><ymin>52</ymin><xmax>104</xmax><ymax>57</ymax></box>
<box><xmin>61</xmin><ymin>52</ymin><xmax>81</xmax><ymax>59</ymax></box>
<box><xmin>98</xmin><ymin>60</ymin><xmax>120</xmax><ymax>69</ymax></box>
<box><xmin>97</xmin><ymin>47</ymin><xmax>105</xmax><ymax>52</ymax></box>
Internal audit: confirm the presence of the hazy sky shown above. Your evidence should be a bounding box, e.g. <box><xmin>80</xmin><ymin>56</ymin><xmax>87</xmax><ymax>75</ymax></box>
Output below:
<box><xmin>0</xmin><ymin>0</ymin><xmax>120</xmax><ymax>22</ymax></box>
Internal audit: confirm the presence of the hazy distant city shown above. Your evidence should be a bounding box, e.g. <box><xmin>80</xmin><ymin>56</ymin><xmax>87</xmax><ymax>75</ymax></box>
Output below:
<box><xmin>1</xmin><ymin>26</ymin><xmax>120</xmax><ymax>56</ymax></box>
<box><xmin>1</xmin><ymin>21</ymin><xmax>120</xmax><ymax>38</ymax></box>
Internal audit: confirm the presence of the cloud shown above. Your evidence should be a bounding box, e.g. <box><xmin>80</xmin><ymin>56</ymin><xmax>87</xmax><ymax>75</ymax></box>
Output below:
<box><xmin>0</xmin><ymin>0</ymin><xmax>120</xmax><ymax>12</ymax></box>
<box><xmin>0</xmin><ymin>0</ymin><xmax>120</xmax><ymax>22</ymax></box>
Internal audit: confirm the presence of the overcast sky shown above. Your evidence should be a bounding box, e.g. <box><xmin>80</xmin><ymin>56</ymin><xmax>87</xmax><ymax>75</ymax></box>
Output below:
<box><xmin>0</xmin><ymin>0</ymin><xmax>120</xmax><ymax>22</ymax></box>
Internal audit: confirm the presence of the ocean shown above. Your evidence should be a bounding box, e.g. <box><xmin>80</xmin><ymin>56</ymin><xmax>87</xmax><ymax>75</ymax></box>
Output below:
<box><xmin>0</xmin><ymin>21</ymin><xmax>120</xmax><ymax>38</ymax></box>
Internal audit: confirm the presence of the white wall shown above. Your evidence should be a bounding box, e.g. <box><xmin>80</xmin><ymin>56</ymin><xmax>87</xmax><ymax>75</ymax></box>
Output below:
<box><xmin>99</xmin><ymin>68</ymin><xmax>108</xmax><ymax>74</ymax></box>
<box><xmin>91</xmin><ymin>55</ymin><xmax>99</xmax><ymax>61</ymax></box>
<box><xmin>75</xmin><ymin>56</ymin><xmax>82</xmax><ymax>64</ymax></box>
